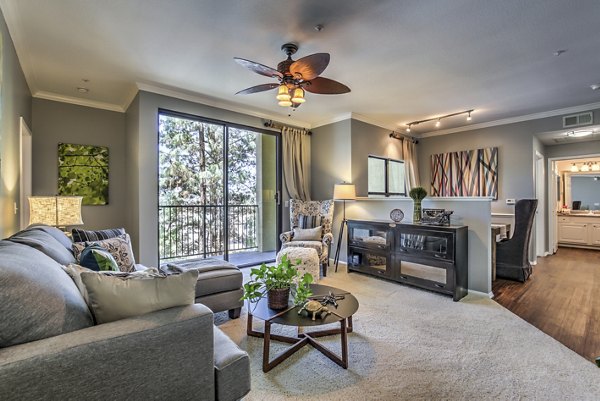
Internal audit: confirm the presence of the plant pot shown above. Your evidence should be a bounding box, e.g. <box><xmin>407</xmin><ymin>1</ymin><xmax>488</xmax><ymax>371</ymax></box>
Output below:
<box><xmin>267</xmin><ymin>288</ymin><xmax>290</xmax><ymax>310</ymax></box>
<box><xmin>413</xmin><ymin>200</ymin><xmax>422</xmax><ymax>222</ymax></box>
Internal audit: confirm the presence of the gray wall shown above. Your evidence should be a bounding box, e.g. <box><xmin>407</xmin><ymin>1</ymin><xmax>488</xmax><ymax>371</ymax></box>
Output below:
<box><xmin>0</xmin><ymin>8</ymin><xmax>32</xmax><ymax>237</ymax></box>
<box><xmin>126</xmin><ymin>90</ymin><xmax>274</xmax><ymax>266</ymax></box>
<box><xmin>571</xmin><ymin>176</ymin><xmax>600</xmax><ymax>210</ymax></box>
<box><xmin>32</xmin><ymin>99</ymin><xmax>127</xmax><ymax>231</ymax></box>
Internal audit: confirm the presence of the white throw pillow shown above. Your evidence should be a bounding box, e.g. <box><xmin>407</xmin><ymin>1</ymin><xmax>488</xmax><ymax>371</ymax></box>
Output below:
<box><xmin>292</xmin><ymin>226</ymin><xmax>322</xmax><ymax>241</ymax></box>
<box><xmin>80</xmin><ymin>269</ymin><xmax>199</xmax><ymax>324</ymax></box>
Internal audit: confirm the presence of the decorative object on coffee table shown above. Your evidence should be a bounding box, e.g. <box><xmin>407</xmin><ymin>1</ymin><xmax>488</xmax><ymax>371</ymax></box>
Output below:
<box><xmin>241</xmin><ymin>255</ymin><xmax>313</xmax><ymax>310</ymax></box>
<box><xmin>421</xmin><ymin>208</ymin><xmax>453</xmax><ymax>226</ymax></box>
<box><xmin>389</xmin><ymin>208</ymin><xmax>405</xmax><ymax>223</ymax></box>
<box><xmin>298</xmin><ymin>299</ymin><xmax>331</xmax><ymax>320</ymax></box>
<box><xmin>247</xmin><ymin>283</ymin><xmax>359</xmax><ymax>372</ymax></box>
<box><xmin>409</xmin><ymin>186</ymin><xmax>427</xmax><ymax>222</ymax></box>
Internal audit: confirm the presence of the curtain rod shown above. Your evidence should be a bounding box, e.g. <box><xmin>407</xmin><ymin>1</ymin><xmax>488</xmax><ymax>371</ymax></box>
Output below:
<box><xmin>389</xmin><ymin>131</ymin><xmax>418</xmax><ymax>144</ymax></box>
<box><xmin>263</xmin><ymin>120</ymin><xmax>312</xmax><ymax>135</ymax></box>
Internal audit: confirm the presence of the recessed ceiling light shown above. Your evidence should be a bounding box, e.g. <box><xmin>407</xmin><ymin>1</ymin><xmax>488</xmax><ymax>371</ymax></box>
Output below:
<box><xmin>566</xmin><ymin>130</ymin><xmax>592</xmax><ymax>137</ymax></box>
<box><xmin>77</xmin><ymin>87</ymin><xmax>89</xmax><ymax>93</ymax></box>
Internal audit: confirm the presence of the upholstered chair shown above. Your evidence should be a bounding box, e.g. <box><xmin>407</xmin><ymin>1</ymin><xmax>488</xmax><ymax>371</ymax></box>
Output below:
<box><xmin>280</xmin><ymin>199</ymin><xmax>334</xmax><ymax>276</ymax></box>
<box><xmin>496</xmin><ymin>199</ymin><xmax>538</xmax><ymax>282</ymax></box>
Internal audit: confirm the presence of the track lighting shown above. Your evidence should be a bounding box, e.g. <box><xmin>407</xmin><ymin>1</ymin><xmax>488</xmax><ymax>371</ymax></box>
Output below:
<box><xmin>405</xmin><ymin>109</ymin><xmax>474</xmax><ymax>131</ymax></box>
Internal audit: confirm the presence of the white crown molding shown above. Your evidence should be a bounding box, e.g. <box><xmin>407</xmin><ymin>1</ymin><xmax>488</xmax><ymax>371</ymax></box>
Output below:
<box><xmin>419</xmin><ymin>101</ymin><xmax>600</xmax><ymax>138</ymax></box>
<box><xmin>0</xmin><ymin>0</ymin><xmax>37</xmax><ymax>95</ymax></box>
<box><xmin>135</xmin><ymin>82</ymin><xmax>312</xmax><ymax>129</ymax></box>
<box><xmin>121</xmin><ymin>85</ymin><xmax>140</xmax><ymax>111</ymax></box>
<box><xmin>33</xmin><ymin>91</ymin><xmax>125</xmax><ymax>112</ymax></box>
<box><xmin>350</xmin><ymin>112</ymin><xmax>398</xmax><ymax>131</ymax></box>
<box><xmin>311</xmin><ymin>113</ymin><xmax>352</xmax><ymax>129</ymax></box>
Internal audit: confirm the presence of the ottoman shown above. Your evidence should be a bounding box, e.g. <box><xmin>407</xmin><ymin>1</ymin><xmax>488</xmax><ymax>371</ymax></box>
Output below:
<box><xmin>276</xmin><ymin>247</ymin><xmax>321</xmax><ymax>282</ymax></box>
<box><xmin>167</xmin><ymin>258</ymin><xmax>244</xmax><ymax>319</ymax></box>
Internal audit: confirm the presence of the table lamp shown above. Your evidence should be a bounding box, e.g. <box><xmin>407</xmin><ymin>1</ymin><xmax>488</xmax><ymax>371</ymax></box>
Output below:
<box><xmin>29</xmin><ymin>196</ymin><xmax>84</xmax><ymax>233</ymax></box>
<box><xmin>333</xmin><ymin>182</ymin><xmax>356</xmax><ymax>272</ymax></box>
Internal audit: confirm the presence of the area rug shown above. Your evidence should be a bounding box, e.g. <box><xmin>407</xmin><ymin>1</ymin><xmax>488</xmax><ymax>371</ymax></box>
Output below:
<box><xmin>215</xmin><ymin>267</ymin><xmax>600</xmax><ymax>400</ymax></box>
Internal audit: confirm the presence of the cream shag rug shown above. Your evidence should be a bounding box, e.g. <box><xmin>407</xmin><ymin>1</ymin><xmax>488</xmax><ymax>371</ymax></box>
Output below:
<box><xmin>216</xmin><ymin>267</ymin><xmax>600</xmax><ymax>401</ymax></box>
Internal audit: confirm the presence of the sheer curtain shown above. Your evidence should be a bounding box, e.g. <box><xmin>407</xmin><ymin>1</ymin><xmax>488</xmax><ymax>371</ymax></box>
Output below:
<box><xmin>282</xmin><ymin>126</ymin><xmax>311</xmax><ymax>201</ymax></box>
<box><xmin>402</xmin><ymin>138</ymin><xmax>420</xmax><ymax>191</ymax></box>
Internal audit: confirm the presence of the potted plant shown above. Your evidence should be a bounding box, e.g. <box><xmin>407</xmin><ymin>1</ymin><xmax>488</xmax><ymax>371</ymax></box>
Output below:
<box><xmin>241</xmin><ymin>254</ymin><xmax>313</xmax><ymax>310</ymax></box>
<box><xmin>409</xmin><ymin>186</ymin><xmax>427</xmax><ymax>222</ymax></box>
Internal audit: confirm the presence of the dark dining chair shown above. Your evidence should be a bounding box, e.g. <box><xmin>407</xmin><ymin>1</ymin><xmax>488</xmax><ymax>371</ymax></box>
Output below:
<box><xmin>496</xmin><ymin>199</ymin><xmax>538</xmax><ymax>282</ymax></box>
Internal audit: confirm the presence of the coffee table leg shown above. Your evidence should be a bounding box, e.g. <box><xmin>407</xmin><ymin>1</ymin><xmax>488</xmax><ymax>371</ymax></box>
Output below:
<box><xmin>341</xmin><ymin>318</ymin><xmax>348</xmax><ymax>368</ymax></box>
<box><xmin>347</xmin><ymin>315</ymin><xmax>353</xmax><ymax>333</ymax></box>
<box><xmin>263</xmin><ymin>321</ymin><xmax>271</xmax><ymax>372</ymax></box>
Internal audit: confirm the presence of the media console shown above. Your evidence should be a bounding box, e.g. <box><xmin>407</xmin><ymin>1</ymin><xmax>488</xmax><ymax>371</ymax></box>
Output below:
<box><xmin>346</xmin><ymin>220</ymin><xmax>468</xmax><ymax>301</ymax></box>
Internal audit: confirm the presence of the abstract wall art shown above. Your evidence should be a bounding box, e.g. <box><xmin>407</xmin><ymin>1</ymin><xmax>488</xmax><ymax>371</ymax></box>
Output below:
<box><xmin>58</xmin><ymin>143</ymin><xmax>109</xmax><ymax>205</ymax></box>
<box><xmin>430</xmin><ymin>147</ymin><xmax>498</xmax><ymax>199</ymax></box>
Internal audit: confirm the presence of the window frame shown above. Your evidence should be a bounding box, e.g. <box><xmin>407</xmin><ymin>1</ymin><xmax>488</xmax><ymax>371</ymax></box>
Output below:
<box><xmin>367</xmin><ymin>155</ymin><xmax>407</xmax><ymax>197</ymax></box>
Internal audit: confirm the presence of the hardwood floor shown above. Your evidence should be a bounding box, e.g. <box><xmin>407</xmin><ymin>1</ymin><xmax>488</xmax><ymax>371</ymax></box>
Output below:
<box><xmin>493</xmin><ymin>247</ymin><xmax>600</xmax><ymax>362</ymax></box>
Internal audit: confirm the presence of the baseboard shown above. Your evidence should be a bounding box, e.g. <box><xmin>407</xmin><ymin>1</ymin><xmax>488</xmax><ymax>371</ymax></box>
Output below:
<box><xmin>329</xmin><ymin>258</ymin><xmax>347</xmax><ymax>267</ymax></box>
<box><xmin>468</xmin><ymin>289</ymin><xmax>494</xmax><ymax>298</ymax></box>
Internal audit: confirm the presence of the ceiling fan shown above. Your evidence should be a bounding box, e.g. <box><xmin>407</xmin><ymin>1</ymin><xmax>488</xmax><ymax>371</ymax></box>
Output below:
<box><xmin>234</xmin><ymin>43</ymin><xmax>350</xmax><ymax>108</ymax></box>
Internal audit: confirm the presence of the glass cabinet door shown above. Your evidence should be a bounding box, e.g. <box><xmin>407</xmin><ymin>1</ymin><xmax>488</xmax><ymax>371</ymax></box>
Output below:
<box><xmin>398</xmin><ymin>231</ymin><xmax>454</xmax><ymax>261</ymax></box>
<box><xmin>348</xmin><ymin>223</ymin><xmax>391</xmax><ymax>250</ymax></box>
<box><xmin>347</xmin><ymin>247</ymin><xmax>390</xmax><ymax>276</ymax></box>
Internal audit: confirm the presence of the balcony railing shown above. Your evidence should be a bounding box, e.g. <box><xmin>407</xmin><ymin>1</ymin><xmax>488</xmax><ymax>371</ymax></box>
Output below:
<box><xmin>159</xmin><ymin>204</ymin><xmax>258</xmax><ymax>260</ymax></box>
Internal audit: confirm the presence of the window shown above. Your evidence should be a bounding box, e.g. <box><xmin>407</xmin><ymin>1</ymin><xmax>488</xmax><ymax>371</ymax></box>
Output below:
<box><xmin>368</xmin><ymin>155</ymin><xmax>406</xmax><ymax>196</ymax></box>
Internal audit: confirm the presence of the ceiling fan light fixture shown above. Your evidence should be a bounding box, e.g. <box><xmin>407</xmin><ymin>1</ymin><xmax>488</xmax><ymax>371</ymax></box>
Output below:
<box><xmin>291</xmin><ymin>87</ymin><xmax>305</xmax><ymax>103</ymax></box>
<box><xmin>276</xmin><ymin>84</ymin><xmax>291</xmax><ymax>101</ymax></box>
<box><xmin>278</xmin><ymin>99</ymin><xmax>292</xmax><ymax>107</ymax></box>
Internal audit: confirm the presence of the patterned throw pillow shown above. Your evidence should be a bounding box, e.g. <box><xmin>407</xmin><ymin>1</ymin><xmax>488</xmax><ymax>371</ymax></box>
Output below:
<box><xmin>297</xmin><ymin>214</ymin><xmax>322</xmax><ymax>229</ymax></box>
<box><xmin>79</xmin><ymin>245</ymin><xmax>120</xmax><ymax>272</ymax></box>
<box><xmin>72</xmin><ymin>227</ymin><xmax>125</xmax><ymax>243</ymax></box>
<box><xmin>73</xmin><ymin>234</ymin><xmax>136</xmax><ymax>273</ymax></box>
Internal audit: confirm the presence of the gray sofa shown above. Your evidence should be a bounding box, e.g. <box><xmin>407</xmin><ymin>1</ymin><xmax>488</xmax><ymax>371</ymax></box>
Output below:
<box><xmin>0</xmin><ymin>226</ymin><xmax>251</xmax><ymax>401</ymax></box>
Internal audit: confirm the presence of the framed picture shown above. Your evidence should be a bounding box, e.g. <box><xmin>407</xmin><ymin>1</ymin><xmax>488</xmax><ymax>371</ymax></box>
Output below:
<box><xmin>58</xmin><ymin>143</ymin><xmax>109</xmax><ymax>205</ymax></box>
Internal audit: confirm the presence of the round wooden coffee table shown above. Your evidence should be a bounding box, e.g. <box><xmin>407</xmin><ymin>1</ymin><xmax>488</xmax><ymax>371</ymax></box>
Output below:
<box><xmin>246</xmin><ymin>284</ymin><xmax>359</xmax><ymax>372</ymax></box>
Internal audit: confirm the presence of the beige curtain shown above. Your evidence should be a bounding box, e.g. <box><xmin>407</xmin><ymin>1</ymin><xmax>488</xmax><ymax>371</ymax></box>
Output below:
<box><xmin>402</xmin><ymin>139</ymin><xmax>420</xmax><ymax>190</ymax></box>
<box><xmin>282</xmin><ymin>126</ymin><xmax>311</xmax><ymax>201</ymax></box>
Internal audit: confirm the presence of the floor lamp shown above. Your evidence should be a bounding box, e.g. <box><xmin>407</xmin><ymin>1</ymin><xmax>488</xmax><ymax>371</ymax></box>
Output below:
<box><xmin>333</xmin><ymin>182</ymin><xmax>356</xmax><ymax>272</ymax></box>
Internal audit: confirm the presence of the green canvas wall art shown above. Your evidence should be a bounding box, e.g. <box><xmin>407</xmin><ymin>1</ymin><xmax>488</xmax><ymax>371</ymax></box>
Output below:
<box><xmin>58</xmin><ymin>143</ymin><xmax>109</xmax><ymax>205</ymax></box>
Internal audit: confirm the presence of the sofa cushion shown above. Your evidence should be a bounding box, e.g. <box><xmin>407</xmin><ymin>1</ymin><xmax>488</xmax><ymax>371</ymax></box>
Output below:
<box><xmin>0</xmin><ymin>241</ymin><xmax>94</xmax><ymax>347</ymax></box>
<box><xmin>9</xmin><ymin>229</ymin><xmax>77</xmax><ymax>266</ymax></box>
<box><xmin>81</xmin><ymin>269</ymin><xmax>199</xmax><ymax>324</ymax></box>
<box><xmin>167</xmin><ymin>258</ymin><xmax>243</xmax><ymax>298</ymax></box>
<box><xmin>73</xmin><ymin>234</ymin><xmax>136</xmax><ymax>272</ymax></box>
<box><xmin>27</xmin><ymin>224</ymin><xmax>74</xmax><ymax>250</ymax></box>
<box><xmin>71</xmin><ymin>227</ymin><xmax>125</xmax><ymax>243</ymax></box>
<box><xmin>79</xmin><ymin>245</ymin><xmax>120</xmax><ymax>272</ymax></box>
<box><xmin>213</xmin><ymin>326</ymin><xmax>251</xmax><ymax>401</ymax></box>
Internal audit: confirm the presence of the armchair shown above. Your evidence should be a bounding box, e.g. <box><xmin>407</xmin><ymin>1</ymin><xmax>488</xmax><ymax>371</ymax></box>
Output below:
<box><xmin>496</xmin><ymin>199</ymin><xmax>538</xmax><ymax>282</ymax></box>
<box><xmin>279</xmin><ymin>199</ymin><xmax>334</xmax><ymax>276</ymax></box>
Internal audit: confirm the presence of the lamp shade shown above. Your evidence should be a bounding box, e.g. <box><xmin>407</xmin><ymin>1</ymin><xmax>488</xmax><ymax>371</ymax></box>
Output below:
<box><xmin>29</xmin><ymin>196</ymin><xmax>83</xmax><ymax>227</ymax></box>
<box><xmin>333</xmin><ymin>183</ymin><xmax>356</xmax><ymax>200</ymax></box>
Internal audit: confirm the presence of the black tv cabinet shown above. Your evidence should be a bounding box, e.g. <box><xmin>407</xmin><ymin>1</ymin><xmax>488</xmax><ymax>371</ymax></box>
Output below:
<box><xmin>346</xmin><ymin>220</ymin><xmax>468</xmax><ymax>301</ymax></box>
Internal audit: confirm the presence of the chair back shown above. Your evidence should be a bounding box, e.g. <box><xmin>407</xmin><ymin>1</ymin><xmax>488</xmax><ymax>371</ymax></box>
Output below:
<box><xmin>289</xmin><ymin>199</ymin><xmax>334</xmax><ymax>235</ymax></box>
<box><xmin>512</xmin><ymin>199</ymin><xmax>538</xmax><ymax>253</ymax></box>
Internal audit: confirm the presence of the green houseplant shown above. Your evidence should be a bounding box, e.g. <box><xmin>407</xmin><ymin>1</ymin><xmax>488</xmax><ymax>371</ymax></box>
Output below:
<box><xmin>241</xmin><ymin>254</ymin><xmax>313</xmax><ymax>310</ymax></box>
<box><xmin>409</xmin><ymin>186</ymin><xmax>427</xmax><ymax>222</ymax></box>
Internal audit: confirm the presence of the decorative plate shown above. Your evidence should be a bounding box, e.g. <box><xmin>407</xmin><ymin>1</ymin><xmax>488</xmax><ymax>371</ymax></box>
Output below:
<box><xmin>390</xmin><ymin>208</ymin><xmax>405</xmax><ymax>223</ymax></box>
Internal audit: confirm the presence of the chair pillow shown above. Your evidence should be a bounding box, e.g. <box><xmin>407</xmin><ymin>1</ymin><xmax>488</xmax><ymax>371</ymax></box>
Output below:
<box><xmin>80</xmin><ymin>269</ymin><xmax>199</xmax><ymax>324</ymax></box>
<box><xmin>79</xmin><ymin>244</ymin><xmax>120</xmax><ymax>272</ymax></box>
<box><xmin>292</xmin><ymin>226</ymin><xmax>322</xmax><ymax>241</ymax></box>
<box><xmin>297</xmin><ymin>214</ymin><xmax>322</xmax><ymax>229</ymax></box>
<box><xmin>73</xmin><ymin>234</ymin><xmax>136</xmax><ymax>272</ymax></box>
<box><xmin>72</xmin><ymin>227</ymin><xmax>125</xmax><ymax>243</ymax></box>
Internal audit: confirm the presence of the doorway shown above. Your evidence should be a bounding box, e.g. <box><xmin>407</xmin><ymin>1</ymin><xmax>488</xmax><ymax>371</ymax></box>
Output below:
<box><xmin>19</xmin><ymin>117</ymin><xmax>32</xmax><ymax>230</ymax></box>
<box><xmin>534</xmin><ymin>151</ymin><xmax>546</xmax><ymax>257</ymax></box>
<box><xmin>157</xmin><ymin>110</ymin><xmax>281</xmax><ymax>267</ymax></box>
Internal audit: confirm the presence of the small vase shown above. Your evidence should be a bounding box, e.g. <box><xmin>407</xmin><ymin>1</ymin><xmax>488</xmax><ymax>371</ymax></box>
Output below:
<box><xmin>267</xmin><ymin>288</ymin><xmax>290</xmax><ymax>310</ymax></box>
<box><xmin>413</xmin><ymin>200</ymin><xmax>422</xmax><ymax>223</ymax></box>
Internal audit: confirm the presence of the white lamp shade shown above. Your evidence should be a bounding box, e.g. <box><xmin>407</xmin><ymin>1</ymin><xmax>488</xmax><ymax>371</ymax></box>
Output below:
<box><xmin>29</xmin><ymin>196</ymin><xmax>83</xmax><ymax>227</ymax></box>
<box><xmin>333</xmin><ymin>183</ymin><xmax>356</xmax><ymax>200</ymax></box>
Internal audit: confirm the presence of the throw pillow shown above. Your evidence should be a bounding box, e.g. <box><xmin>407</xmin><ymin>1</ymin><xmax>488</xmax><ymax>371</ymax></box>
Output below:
<box><xmin>292</xmin><ymin>226</ymin><xmax>322</xmax><ymax>241</ymax></box>
<box><xmin>79</xmin><ymin>244</ymin><xmax>120</xmax><ymax>272</ymax></box>
<box><xmin>73</xmin><ymin>234</ymin><xmax>136</xmax><ymax>272</ymax></box>
<box><xmin>297</xmin><ymin>214</ymin><xmax>322</xmax><ymax>229</ymax></box>
<box><xmin>72</xmin><ymin>227</ymin><xmax>126</xmax><ymax>243</ymax></box>
<box><xmin>8</xmin><ymin>228</ymin><xmax>77</xmax><ymax>266</ymax></box>
<box><xmin>80</xmin><ymin>269</ymin><xmax>199</xmax><ymax>324</ymax></box>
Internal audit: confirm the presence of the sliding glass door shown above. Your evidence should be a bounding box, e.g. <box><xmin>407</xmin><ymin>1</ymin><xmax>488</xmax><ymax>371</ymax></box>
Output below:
<box><xmin>158</xmin><ymin>110</ymin><xmax>280</xmax><ymax>267</ymax></box>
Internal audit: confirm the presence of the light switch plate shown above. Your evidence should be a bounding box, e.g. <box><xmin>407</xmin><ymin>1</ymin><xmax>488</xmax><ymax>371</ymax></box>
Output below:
<box><xmin>506</xmin><ymin>199</ymin><xmax>516</xmax><ymax>205</ymax></box>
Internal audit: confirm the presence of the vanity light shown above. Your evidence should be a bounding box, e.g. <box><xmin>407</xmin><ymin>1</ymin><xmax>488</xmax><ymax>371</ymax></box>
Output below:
<box><xmin>570</xmin><ymin>163</ymin><xmax>579</xmax><ymax>172</ymax></box>
<box><xmin>581</xmin><ymin>163</ymin><xmax>590</xmax><ymax>172</ymax></box>
<box><xmin>592</xmin><ymin>163</ymin><xmax>600</xmax><ymax>172</ymax></box>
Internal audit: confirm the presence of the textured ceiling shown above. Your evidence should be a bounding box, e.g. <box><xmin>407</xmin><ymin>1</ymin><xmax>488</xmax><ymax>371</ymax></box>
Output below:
<box><xmin>2</xmin><ymin>0</ymin><xmax>600</xmax><ymax>134</ymax></box>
